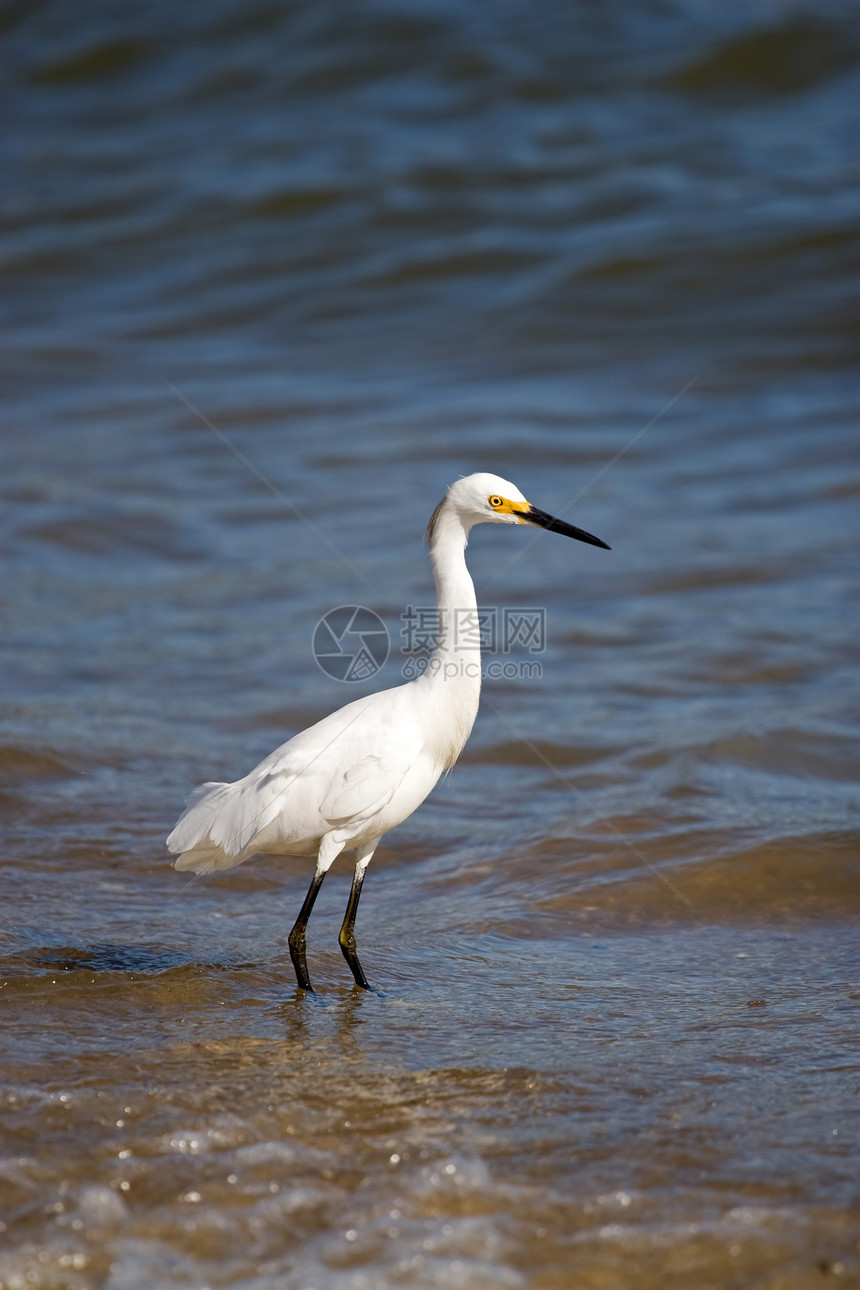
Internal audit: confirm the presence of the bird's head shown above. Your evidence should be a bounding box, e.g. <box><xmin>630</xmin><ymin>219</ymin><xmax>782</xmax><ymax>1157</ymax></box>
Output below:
<box><xmin>428</xmin><ymin>472</ymin><xmax>610</xmax><ymax>550</ymax></box>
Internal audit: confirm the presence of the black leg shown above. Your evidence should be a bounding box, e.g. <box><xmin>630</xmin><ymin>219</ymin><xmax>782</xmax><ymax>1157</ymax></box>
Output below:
<box><xmin>288</xmin><ymin>869</ymin><xmax>327</xmax><ymax>992</ymax></box>
<box><xmin>338</xmin><ymin>866</ymin><xmax>370</xmax><ymax>990</ymax></box>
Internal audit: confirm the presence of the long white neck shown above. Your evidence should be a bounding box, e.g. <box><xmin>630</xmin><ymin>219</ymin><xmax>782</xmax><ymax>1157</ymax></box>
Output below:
<box><xmin>416</xmin><ymin>501</ymin><xmax>482</xmax><ymax>766</ymax></box>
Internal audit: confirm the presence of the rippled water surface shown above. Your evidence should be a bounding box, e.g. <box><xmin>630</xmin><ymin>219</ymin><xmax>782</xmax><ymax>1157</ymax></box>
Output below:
<box><xmin>2</xmin><ymin>2</ymin><xmax>859</xmax><ymax>1287</ymax></box>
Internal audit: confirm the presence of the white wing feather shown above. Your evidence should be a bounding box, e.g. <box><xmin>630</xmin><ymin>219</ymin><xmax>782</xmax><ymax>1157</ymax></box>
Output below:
<box><xmin>168</xmin><ymin>685</ymin><xmax>428</xmax><ymax>872</ymax></box>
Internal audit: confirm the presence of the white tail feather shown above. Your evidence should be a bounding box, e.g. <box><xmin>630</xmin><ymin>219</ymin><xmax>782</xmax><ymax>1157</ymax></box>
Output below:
<box><xmin>172</xmin><ymin>845</ymin><xmax>249</xmax><ymax>875</ymax></box>
<box><xmin>167</xmin><ymin>781</ymin><xmax>253</xmax><ymax>872</ymax></box>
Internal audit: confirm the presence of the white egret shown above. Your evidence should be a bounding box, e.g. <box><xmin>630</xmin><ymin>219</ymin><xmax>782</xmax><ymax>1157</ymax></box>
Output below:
<box><xmin>167</xmin><ymin>473</ymin><xmax>609</xmax><ymax>992</ymax></box>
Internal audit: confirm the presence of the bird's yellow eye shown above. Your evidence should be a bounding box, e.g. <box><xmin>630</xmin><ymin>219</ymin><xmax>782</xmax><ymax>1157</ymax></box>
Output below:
<box><xmin>489</xmin><ymin>495</ymin><xmax>503</xmax><ymax>508</ymax></box>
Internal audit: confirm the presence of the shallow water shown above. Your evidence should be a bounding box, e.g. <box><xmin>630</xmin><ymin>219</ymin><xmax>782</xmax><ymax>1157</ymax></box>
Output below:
<box><xmin>2</xmin><ymin>1</ymin><xmax>859</xmax><ymax>1287</ymax></box>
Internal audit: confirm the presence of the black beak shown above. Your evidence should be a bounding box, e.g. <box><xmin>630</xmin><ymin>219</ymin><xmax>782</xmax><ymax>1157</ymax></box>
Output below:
<box><xmin>514</xmin><ymin>505</ymin><xmax>611</xmax><ymax>551</ymax></box>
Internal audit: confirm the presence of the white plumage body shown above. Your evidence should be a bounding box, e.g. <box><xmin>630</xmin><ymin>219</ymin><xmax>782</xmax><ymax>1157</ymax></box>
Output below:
<box><xmin>168</xmin><ymin>676</ymin><xmax>473</xmax><ymax>873</ymax></box>
<box><xmin>166</xmin><ymin>471</ymin><xmax>608</xmax><ymax>991</ymax></box>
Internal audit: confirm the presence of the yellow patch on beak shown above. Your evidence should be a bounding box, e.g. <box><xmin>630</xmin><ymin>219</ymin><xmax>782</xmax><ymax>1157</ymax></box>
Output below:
<box><xmin>489</xmin><ymin>495</ymin><xmax>530</xmax><ymax>521</ymax></box>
